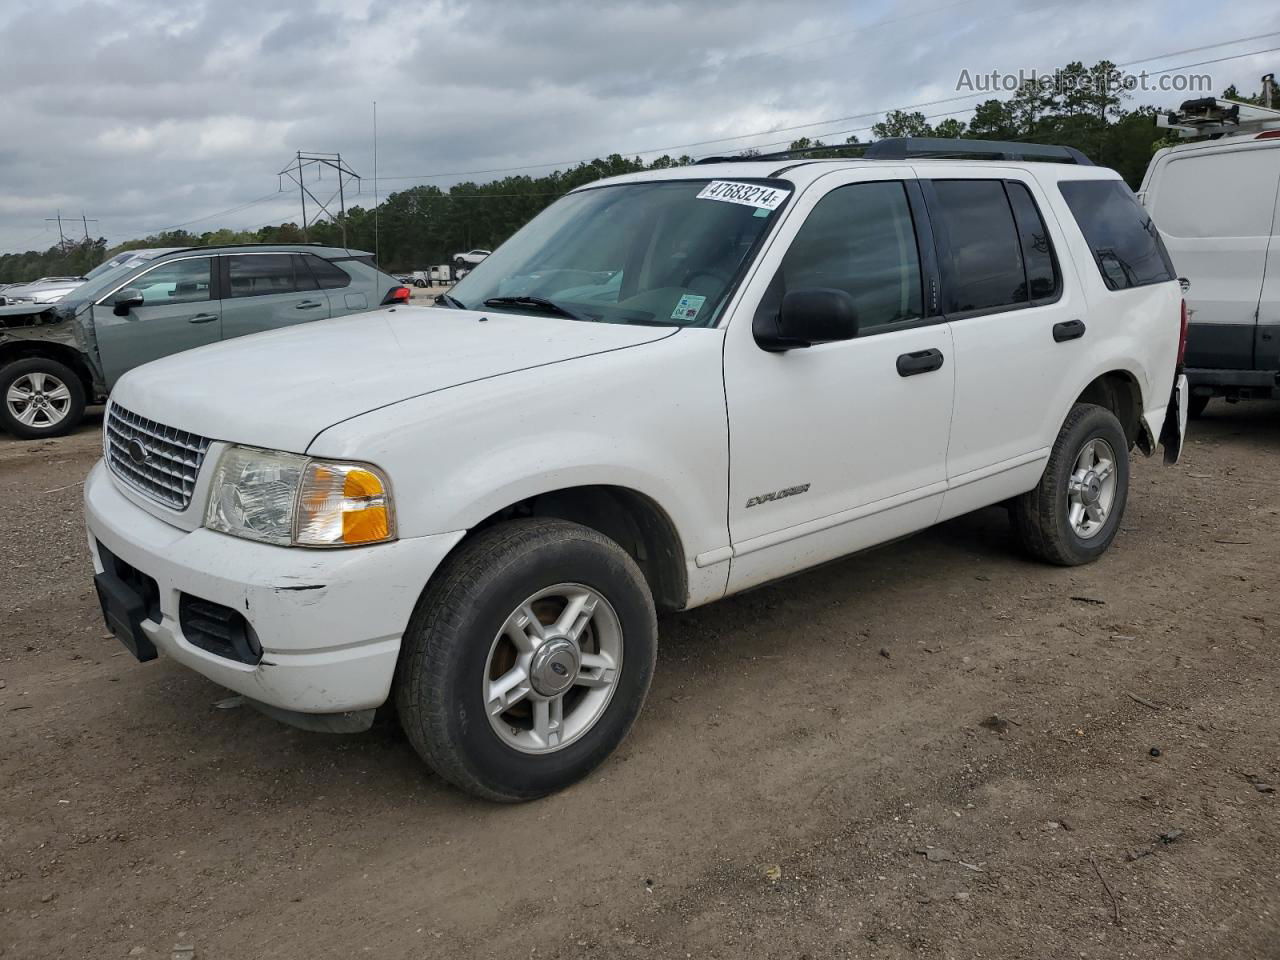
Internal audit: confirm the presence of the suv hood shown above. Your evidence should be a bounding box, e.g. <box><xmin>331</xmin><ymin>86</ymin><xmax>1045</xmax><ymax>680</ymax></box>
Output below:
<box><xmin>110</xmin><ymin>305</ymin><xmax>678</xmax><ymax>452</ymax></box>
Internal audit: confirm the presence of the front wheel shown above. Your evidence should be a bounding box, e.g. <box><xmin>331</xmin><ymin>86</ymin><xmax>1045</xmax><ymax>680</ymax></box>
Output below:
<box><xmin>1011</xmin><ymin>403</ymin><xmax>1130</xmax><ymax>566</ymax></box>
<box><xmin>395</xmin><ymin>519</ymin><xmax>657</xmax><ymax>801</ymax></box>
<box><xmin>0</xmin><ymin>357</ymin><xmax>86</xmax><ymax>439</ymax></box>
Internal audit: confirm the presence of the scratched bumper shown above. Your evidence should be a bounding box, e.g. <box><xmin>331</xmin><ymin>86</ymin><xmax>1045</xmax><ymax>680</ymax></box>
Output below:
<box><xmin>84</xmin><ymin>459</ymin><xmax>464</xmax><ymax>713</ymax></box>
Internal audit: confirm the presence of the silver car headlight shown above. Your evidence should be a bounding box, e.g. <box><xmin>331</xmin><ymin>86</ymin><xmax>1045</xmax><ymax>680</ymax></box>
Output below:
<box><xmin>204</xmin><ymin>445</ymin><xmax>395</xmax><ymax>547</ymax></box>
<box><xmin>34</xmin><ymin>292</ymin><xmax>66</xmax><ymax>303</ymax></box>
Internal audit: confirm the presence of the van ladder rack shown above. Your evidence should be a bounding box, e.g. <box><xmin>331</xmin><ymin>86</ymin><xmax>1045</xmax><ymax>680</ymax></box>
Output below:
<box><xmin>1157</xmin><ymin>96</ymin><xmax>1280</xmax><ymax>138</ymax></box>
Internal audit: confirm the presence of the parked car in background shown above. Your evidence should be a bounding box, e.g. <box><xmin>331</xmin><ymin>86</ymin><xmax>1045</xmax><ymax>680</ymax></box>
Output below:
<box><xmin>452</xmin><ymin>249</ymin><xmax>491</xmax><ymax>270</ymax></box>
<box><xmin>83</xmin><ymin>139</ymin><xmax>1186</xmax><ymax>802</ymax></box>
<box><xmin>1</xmin><ymin>276</ymin><xmax>88</xmax><ymax>305</ymax></box>
<box><xmin>1143</xmin><ymin>95</ymin><xmax>1280</xmax><ymax>415</ymax></box>
<box><xmin>0</xmin><ymin>249</ymin><xmax>183</xmax><ymax>307</ymax></box>
<box><xmin>0</xmin><ymin>244</ymin><xmax>407</xmax><ymax>439</ymax></box>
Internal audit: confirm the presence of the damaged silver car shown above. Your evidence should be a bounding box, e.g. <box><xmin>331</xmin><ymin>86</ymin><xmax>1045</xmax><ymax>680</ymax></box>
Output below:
<box><xmin>0</xmin><ymin>244</ymin><xmax>405</xmax><ymax>439</ymax></box>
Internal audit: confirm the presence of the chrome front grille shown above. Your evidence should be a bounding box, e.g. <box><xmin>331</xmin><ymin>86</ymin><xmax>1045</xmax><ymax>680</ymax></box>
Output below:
<box><xmin>105</xmin><ymin>404</ymin><xmax>211</xmax><ymax>510</ymax></box>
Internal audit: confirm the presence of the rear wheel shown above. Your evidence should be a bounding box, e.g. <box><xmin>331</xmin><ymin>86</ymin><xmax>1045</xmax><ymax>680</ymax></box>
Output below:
<box><xmin>1011</xmin><ymin>403</ymin><xmax>1130</xmax><ymax>566</ymax></box>
<box><xmin>395</xmin><ymin>519</ymin><xmax>657</xmax><ymax>801</ymax></box>
<box><xmin>0</xmin><ymin>357</ymin><xmax>86</xmax><ymax>439</ymax></box>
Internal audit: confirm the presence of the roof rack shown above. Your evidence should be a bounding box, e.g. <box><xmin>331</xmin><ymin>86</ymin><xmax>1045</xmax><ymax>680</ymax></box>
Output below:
<box><xmin>696</xmin><ymin>137</ymin><xmax>1093</xmax><ymax>166</ymax></box>
<box><xmin>1157</xmin><ymin>95</ymin><xmax>1280</xmax><ymax>138</ymax></box>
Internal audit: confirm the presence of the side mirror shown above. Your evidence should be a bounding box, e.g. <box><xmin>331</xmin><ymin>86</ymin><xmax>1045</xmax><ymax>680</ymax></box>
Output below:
<box><xmin>754</xmin><ymin>288</ymin><xmax>859</xmax><ymax>352</ymax></box>
<box><xmin>112</xmin><ymin>288</ymin><xmax>144</xmax><ymax>317</ymax></box>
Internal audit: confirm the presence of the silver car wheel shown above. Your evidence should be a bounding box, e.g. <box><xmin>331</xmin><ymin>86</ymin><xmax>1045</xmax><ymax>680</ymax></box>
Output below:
<box><xmin>1066</xmin><ymin>437</ymin><xmax>1117</xmax><ymax>540</ymax></box>
<box><xmin>484</xmin><ymin>583</ymin><xmax>623</xmax><ymax>755</ymax></box>
<box><xmin>6</xmin><ymin>371</ymin><xmax>73</xmax><ymax>428</ymax></box>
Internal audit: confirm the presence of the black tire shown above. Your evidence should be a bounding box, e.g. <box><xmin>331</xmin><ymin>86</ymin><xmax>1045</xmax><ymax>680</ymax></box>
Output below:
<box><xmin>1187</xmin><ymin>394</ymin><xmax>1210</xmax><ymax>419</ymax></box>
<box><xmin>395</xmin><ymin>518</ymin><xmax>658</xmax><ymax>802</ymax></box>
<box><xmin>414</xmin><ymin>279</ymin><xmax>427</xmax><ymax>288</ymax></box>
<box><xmin>0</xmin><ymin>357</ymin><xmax>86</xmax><ymax>440</ymax></box>
<box><xmin>1011</xmin><ymin>403</ymin><xmax>1130</xmax><ymax>566</ymax></box>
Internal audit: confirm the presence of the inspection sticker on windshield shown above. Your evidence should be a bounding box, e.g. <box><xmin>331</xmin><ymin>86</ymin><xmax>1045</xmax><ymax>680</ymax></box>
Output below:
<box><xmin>696</xmin><ymin>181</ymin><xmax>789</xmax><ymax>211</ymax></box>
<box><xmin>671</xmin><ymin>294</ymin><xmax>706</xmax><ymax>322</ymax></box>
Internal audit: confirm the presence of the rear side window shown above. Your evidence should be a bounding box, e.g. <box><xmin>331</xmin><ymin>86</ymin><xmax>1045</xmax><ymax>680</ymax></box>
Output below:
<box><xmin>1059</xmin><ymin>179</ymin><xmax>1176</xmax><ymax>290</ymax></box>
<box><xmin>304</xmin><ymin>256</ymin><xmax>353</xmax><ymax>290</ymax></box>
<box><xmin>929</xmin><ymin>180</ymin><xmax>1026</xmax><ymax>313</ymax></box>
<box><xmin>1006</xmin><ymin>182</ymin><xmax>1061</xmax><ymax>302</ymax></box>
<box><xmin>228</xmin><ymin>254</ymin><xmax>297</xmax><ymax>298</ymax></box>
<box><xmin>772</xmin><ymin>180</ymin><xmax>923</xmax><ymax>331</ymax></box>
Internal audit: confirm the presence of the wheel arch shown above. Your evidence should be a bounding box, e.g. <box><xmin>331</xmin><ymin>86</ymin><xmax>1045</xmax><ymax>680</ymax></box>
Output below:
<box><xmin>1073</xmin><ymin>368</ymin><xmax>1148</xmax><ymax>452</ymax></box>
<box><xmin>454</xmin><ymin>484</ymin><xmax>689</xmax><ymax>613</ymax></box>
<box><xmin>0</xmin><ymin>340</ymin><xmax>99</xmax><ymax>400</ymax></box>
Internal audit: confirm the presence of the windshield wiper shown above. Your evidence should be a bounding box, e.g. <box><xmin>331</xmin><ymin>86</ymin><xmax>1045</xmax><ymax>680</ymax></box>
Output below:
<box><xmin>483</xmin><ymin>295</ymin><xmax>594</xmax><ymax>323</ymax></box>
<box><xmin>436</xmin><ymin>293</ymin><xmax>467</xmax><ymax>309</ymax></box>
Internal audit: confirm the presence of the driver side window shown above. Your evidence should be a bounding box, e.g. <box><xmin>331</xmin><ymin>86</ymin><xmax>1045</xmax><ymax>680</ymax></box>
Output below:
<box><xmin>131</xmin><ymin>258</ymin><xmax>212</xmax><ymax>306</ymax></box>
<box><xmin>773</xmin><ymin>181</ymin><xmax>923</xmax><ymax>333</ymax></box>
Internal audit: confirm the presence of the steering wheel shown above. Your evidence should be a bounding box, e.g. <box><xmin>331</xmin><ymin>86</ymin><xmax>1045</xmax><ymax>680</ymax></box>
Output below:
<box><xmin>681</xmin><ymin>268</ymin><xmax>733</xmax><ymax>294</ymax></box>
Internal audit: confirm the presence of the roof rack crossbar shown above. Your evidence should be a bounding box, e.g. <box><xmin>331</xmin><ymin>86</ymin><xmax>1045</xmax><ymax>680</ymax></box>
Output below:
<box><xmin>695</xmin><ymin>136</ymin><xmax>1093</xmax><ymax>166</ymax></box>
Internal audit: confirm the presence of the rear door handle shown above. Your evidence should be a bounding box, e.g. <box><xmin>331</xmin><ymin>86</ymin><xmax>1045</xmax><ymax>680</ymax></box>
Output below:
<box><xmin>896</xmin><ymin>348</ymin><xmax>945</xmax><ymax>377</ymax></box>
<box><xmin>295</xmin><ymin>300</ymin><xmax>323</xmax><ymax>310</ymax></box>
<box><xmin>1053</xmin><ymin>319</ymin><xmax>1086</xmax><ymax>342</ymax></box>
<box><xmin>188</xmin><ymin>313</ymin><xmax>218</xmax><ymax>324</ymax></box>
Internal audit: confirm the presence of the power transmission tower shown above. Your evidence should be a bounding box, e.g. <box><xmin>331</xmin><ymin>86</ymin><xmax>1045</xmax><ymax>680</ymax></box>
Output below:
<box><xmin>44</xmin><ymin>211</ymin><xmax>67</xmax><ymax>251</ymax></box>
<box><xmin>80</xmin><ymin>212</ymin><xmax>99</xmax><ymax>243</ymax></box>
<box><xmin>278</xmin><ymin>152</ymin><xmax>362</xmax><ymax>246</ymax></box>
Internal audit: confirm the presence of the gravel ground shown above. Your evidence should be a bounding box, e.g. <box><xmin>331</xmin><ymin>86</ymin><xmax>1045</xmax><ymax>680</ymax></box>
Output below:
<box><xmin>0</xmin><ymin>399</ymin><xmax>1277</xmax><ymax>960</ymax></box>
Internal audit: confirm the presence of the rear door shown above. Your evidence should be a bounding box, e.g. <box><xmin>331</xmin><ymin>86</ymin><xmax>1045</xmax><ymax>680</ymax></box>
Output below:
<box><xmin>93</xmin><ymin>255</ymin><xmax>221</xmax><ymax>387</ymax></box>
<box><xmin>924</xmin><ymin>172</ymin><xmax>1084</xmax><ymax>515</ymax></box>
<box><xmin>218</xmin><ymin>253</ymin><xmax>332</xmax><ymax>340</ymax></box>
<box><xmin>1145</xmin><ymin>145</ymin><xmax>1280</xmax><ymax>369</ymax></box>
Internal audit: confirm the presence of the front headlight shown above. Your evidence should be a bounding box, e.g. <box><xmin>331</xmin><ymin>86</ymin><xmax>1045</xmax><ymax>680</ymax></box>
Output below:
<box><xmin>34</xmin><ymin>292</ymin><xmax>65</xmax><ymax>303</ymax></box>
<box><xmin>204</xmin><ymin>445</ymin><xmax>394</xmax><ymax>547</ymax></box>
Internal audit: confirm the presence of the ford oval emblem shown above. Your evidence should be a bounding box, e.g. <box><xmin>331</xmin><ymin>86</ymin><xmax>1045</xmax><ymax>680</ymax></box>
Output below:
<box><xmin>126</xmin><ymin>438</ymin><xmax>149</xmax><ymax>465</ymax></box>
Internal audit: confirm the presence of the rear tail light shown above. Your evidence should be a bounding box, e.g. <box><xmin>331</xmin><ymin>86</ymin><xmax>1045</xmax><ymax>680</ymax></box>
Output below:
<box><xmin>1177</xmin><ymin>298</ymin><xmax>1189</xmax><ymax>366</ymax></box>
<box><xmin>382</xmin><ymin>285</ymin><xmax>411</xmax><ymax>305</ymax></box>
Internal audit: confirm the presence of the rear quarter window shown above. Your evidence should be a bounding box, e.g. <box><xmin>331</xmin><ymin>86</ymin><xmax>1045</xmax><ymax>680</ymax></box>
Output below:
<box><xmin>1059</xmin><ymin>179</ymin><xmax>1176</xmax><ymax>290</ymax></box>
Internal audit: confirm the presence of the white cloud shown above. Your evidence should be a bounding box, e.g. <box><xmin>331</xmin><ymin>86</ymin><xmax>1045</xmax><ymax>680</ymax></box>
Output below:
<box><xmin>0</xmin><ymin>0</ymin><xmax>1276</xmax><ymax>251</ymax></box>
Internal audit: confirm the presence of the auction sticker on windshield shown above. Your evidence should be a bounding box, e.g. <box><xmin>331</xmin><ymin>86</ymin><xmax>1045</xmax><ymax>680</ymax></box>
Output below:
<box><xmin>696</xmin><ymin>181</ymin><xmax>789</xmax><ymax>211</ymax></box>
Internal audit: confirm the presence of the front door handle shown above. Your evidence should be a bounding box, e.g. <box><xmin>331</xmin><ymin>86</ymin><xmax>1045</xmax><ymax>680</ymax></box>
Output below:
<box><xmin>188</xmin><ymin>313</ymin><xmax>218</xmax><ymax>324</ymax></box>
<box><xmin>896</xmin><ymin>348</ymin><xmax>945</xmax><ymax>377</ymax></box>
<box><xmin>295</xmin><ymin>300</ymin><xmax>323</xmax><ymax>310</ymax></box>
<box><xmin>1053</xmin><ymin>319</ymin><xmax>1086</xmax><ymax>342</ymax></box>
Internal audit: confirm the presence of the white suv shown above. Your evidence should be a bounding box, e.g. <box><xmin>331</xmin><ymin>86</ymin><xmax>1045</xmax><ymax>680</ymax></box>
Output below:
<box><xmin>84</xmin><ymin>139</ymin><xmax>1188</xmax><ymax>801</ymax></box>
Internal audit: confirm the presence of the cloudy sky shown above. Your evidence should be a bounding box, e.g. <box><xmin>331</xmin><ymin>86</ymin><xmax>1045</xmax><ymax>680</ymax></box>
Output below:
<box><xmin>1</xmin><ymin>0</ymin><xmax>1277</xmax><ymax>253</ymax></box>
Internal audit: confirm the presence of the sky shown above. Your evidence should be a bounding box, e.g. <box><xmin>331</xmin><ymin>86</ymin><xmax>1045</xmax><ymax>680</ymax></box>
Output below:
<box><xmin>1</xmin><ymin>0</ymin><xmax>1277</xmax><ymax>254</ymax></box>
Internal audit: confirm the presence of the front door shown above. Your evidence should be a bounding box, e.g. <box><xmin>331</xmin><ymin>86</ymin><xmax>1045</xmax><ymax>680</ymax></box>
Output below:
<box><xmin>219</xmin><ymin>253</ymin><xmax>332</xmax><ymax>341</ymax></box>
<box><xmin>723</xmin><ymin>171</ymin><xmax>955</xmax><ymax>593</ymax></box>
<box><xmin>94</xmin><ymin>255</ymin><xmax>220</xmax><ymax>388</ymax></box>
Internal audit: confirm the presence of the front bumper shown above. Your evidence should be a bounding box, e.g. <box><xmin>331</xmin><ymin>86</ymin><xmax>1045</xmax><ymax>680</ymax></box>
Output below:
<box><xmin>84</xmin><ymin>460</ymin><xmax>465</xmax><ymax>714</ymax></box>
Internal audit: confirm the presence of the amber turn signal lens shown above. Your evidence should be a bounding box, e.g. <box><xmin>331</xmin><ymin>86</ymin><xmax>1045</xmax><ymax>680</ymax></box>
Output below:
<box><xmin>295</xmin><ymin>461</ymin><xmax>394</xmax><ymax>547</ymax></box>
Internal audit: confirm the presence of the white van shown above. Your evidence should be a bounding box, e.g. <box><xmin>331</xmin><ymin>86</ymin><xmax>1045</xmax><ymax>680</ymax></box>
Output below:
<box><xmin>1141</xmin><ymin>96</ymin><xmax>1280</xmax><ymax>414</ymax></box>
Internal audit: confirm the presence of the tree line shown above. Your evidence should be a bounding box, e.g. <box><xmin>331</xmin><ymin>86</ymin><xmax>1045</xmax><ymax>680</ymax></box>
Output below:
<box><xmin>0</xmin><ymin>60</ymin><xmax>1242</xmax><ymax>281</ymax></box>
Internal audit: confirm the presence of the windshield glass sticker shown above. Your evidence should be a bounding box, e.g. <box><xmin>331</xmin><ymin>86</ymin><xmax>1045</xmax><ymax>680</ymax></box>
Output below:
<box><xmin>671</xmin><ymin>294</ymin><xmax>707</xmax><ymax>322</ymax></box>
<box><xmin>696</xmin><ymin>181</ymin><xmax>789</xmax><ymax>211</ymax></box>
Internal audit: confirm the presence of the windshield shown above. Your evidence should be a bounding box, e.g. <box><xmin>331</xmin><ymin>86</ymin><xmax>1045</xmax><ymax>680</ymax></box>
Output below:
<box><xmin>449</xmin><ymin>178</ymin><xmax>790</xmax><ymax>327</ymax></box>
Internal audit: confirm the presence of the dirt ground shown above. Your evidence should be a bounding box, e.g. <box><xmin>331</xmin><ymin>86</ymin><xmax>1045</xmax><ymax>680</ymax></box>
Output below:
<box><xmin>1</xmin><ymin>401</ymin><xmax>1277</xmax><ymax>960</ymax></box>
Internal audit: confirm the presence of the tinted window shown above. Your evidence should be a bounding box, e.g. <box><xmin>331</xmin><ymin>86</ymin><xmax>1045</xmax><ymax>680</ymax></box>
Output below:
<box><xmin>1006</xmin><ymin>182</ymin><xmax>1061</xmax><ymax>302</ymax></box>
<box><xmin>774</xmin><ymin>181</ymin><xmax>922</xmax><ymax>330</ymax></box>
<box><xmin>306</xmin><ymin>256</ymin><xmax>352</xmax><ymax>290</ymax></box>
<box><xmin>291</xmin><ymin>255</ymin><xmax>319</xmax><ymax>291</ymax></box>
<box><xmin>930</xmin><ymin>180</ymin><xmax>1025</xmax><ymax>313</ymax></box>
<box><xmin>228</xmin><ymin>254</ymin><xmax>297</xmax><ymax>298</ymax></box>
<box><xmin>1059</xmin><ymin>179</ymin><xmax>1176</xmax><ymax>290</ymax></box>
<box><xmin>130</xmin><ymin>258</ymin><xmax>211</xmax><ymax>305</ymax></box>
